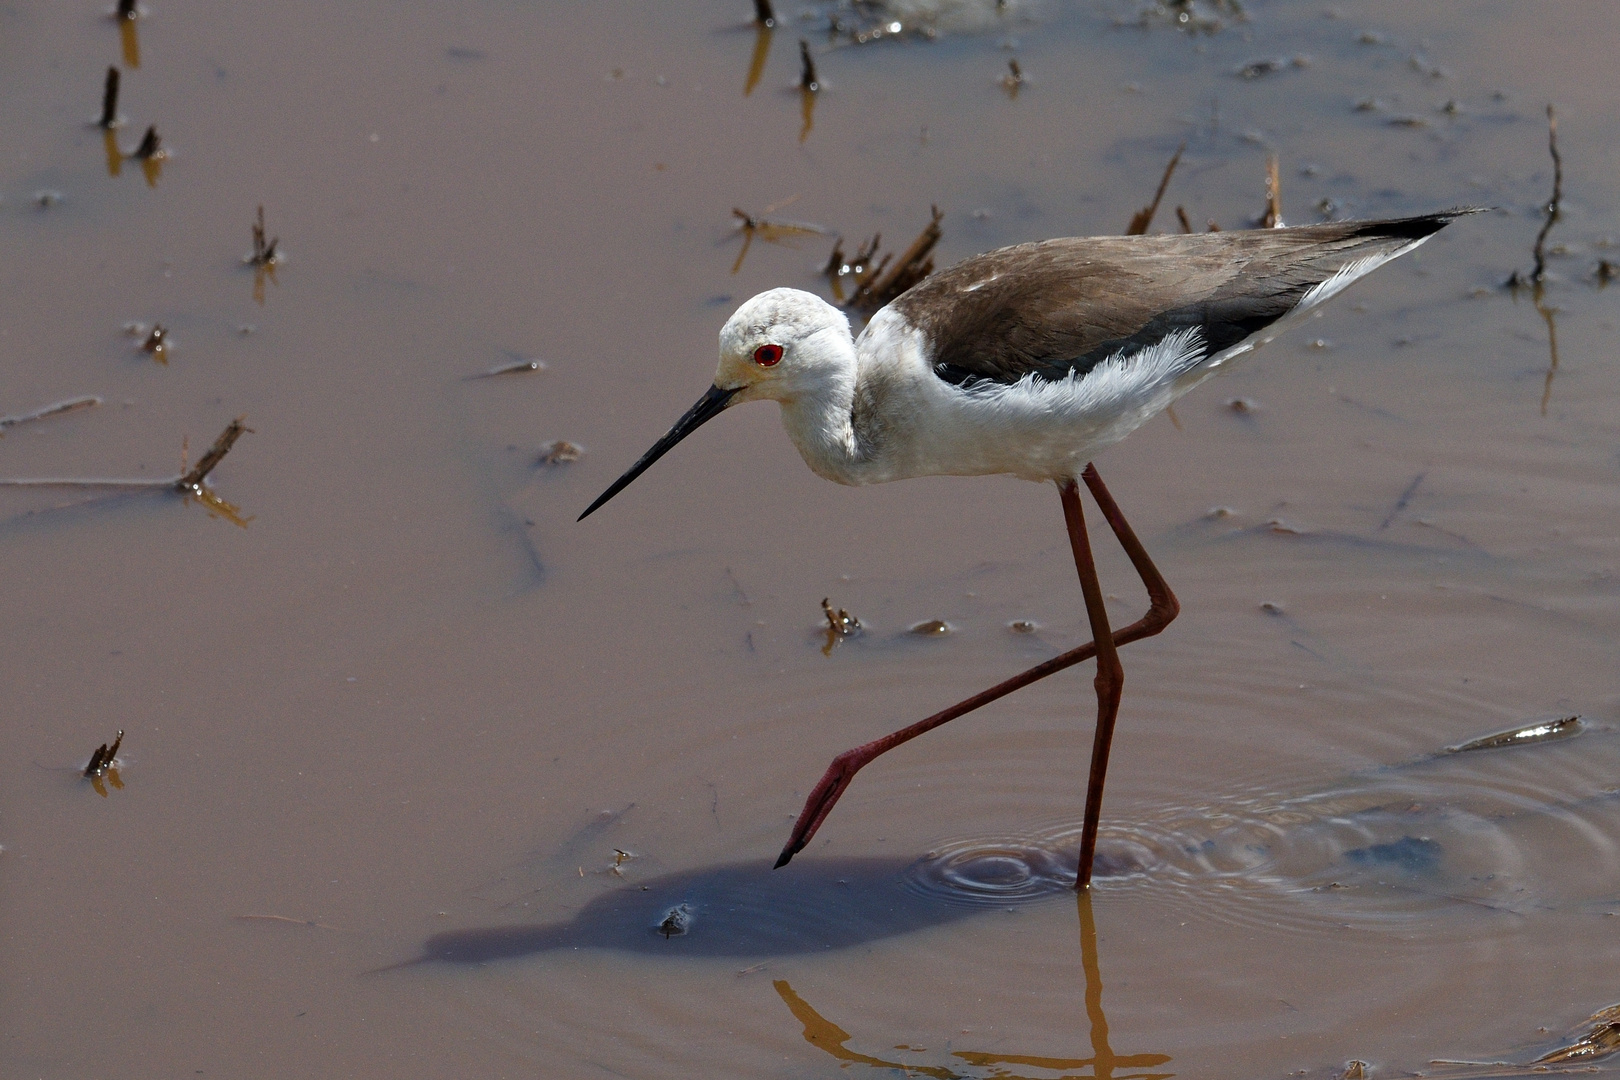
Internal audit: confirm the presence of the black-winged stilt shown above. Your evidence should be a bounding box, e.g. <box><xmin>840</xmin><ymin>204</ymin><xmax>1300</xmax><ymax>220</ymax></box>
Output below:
<box><xmin>580</xmin><ymin>210</ymin><xmax>1477</xmax><ymax>888</ymax></box>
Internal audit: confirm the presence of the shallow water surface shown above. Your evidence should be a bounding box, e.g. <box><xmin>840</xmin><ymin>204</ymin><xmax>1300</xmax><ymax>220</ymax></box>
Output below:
<box><xmin>2</xmin><ymin>2</ymin><xmax>1618</xmax><ymax>1078</ymax></box>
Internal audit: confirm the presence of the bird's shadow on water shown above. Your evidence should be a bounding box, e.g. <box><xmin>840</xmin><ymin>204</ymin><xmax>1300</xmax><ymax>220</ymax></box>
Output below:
<box><xmin>376</xmin><ymin>714</ymin><xmax>1620</xmax><ymax>973</ymax></box>
<box><xmin>378</xmin><ymin>847</ymin><xmax>1117</xmax><ymax>969</ymax></box>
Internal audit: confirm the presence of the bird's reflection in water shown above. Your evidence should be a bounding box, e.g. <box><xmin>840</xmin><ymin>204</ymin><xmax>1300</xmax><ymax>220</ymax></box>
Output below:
<box><xmin>775</xmin><ymin>893</ymin><xmax>1172</xmax><ymax>1080</ymax></box>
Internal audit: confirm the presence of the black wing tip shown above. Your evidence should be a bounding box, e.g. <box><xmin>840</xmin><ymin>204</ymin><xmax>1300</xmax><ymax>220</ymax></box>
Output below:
<box><xmin>1358</xmin><ymin>206</ymin><xmax>1491</xmax><ymax>241</ymax></box>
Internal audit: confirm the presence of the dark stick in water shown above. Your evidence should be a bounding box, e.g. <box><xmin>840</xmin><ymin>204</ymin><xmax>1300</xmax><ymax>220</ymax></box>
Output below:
<box><xmin>97</xmin><ymin>66</ymin><xmax>120</xmax><ymax>128</ymax></box>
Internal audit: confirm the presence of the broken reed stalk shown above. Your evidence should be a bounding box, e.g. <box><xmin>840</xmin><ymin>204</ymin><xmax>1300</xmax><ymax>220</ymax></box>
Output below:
<box><xmin>177</xmin><ymin>416</ymin><xmax>250</xmax><ymax>490</ymax></box>
<box><xmin>249</xmin><ymin>205</ymin><xmax>279</xmax><ymax>265</ymax></box>
<box><xmin>98</xmin><ymin>66</ymin><xmax>120</xmax><ymax>129</ymax></box>
<box><xmin>1175</xmin><ymin>205</ymin><xmax>1193</xmax><ymax>233</ymax></box>
<box><xmin>84</xmin><ymin>730</ymin><xmax>124</xmax><ymax>778</ymax></box>
<box><xmin>1531</xmin><ymin>104</ymin><xmax>1561</xmax><ymax>285</ymax></box>
<box><xmin>132</xmin><ymin>124</ymin><xmax>161</xmax><ymax>159</ymax></box>
<box><xmin>0</xmin><ymin>417</ymin><xmax>250</xmax><ymax>492</ymax></box>
<box><xmin>848</xmin><ymin>206</ymin><xmax>943</xmax><ymax>315</ymax></box>
<box><xmin>1125</xmin><ymin>142</ymin><xmax>1185</xmax><ymax>235</ymax></box>
<box><xmin>752</xmin><ymin>0</ymin><xmax>774</xmax><ymax>27</ymax></box>
<box><xmin>0</xmin><ymin>395</ymin><xmax>101</xmax><ymax>432</ymax></box>
<box><xmin>798</xmin><ymin>40</ymin><xmax>818</xmax><ymax>92</ymax></box>
<box><xmin>1261</xmin><ymin>153</ymin><xmax>1282</xmax><ymax>228</ymax></box>
<box><xmin>116</xmin><ymin>0</ymin><xmax>137</xmax><ymax>18</ymax></box>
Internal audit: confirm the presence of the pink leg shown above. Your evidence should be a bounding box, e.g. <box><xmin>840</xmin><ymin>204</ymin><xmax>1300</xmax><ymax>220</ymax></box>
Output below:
<box><xmin>775</xmin><ymin>463</ymin><xmax>1179</xmax><ymax>883</ymax></box>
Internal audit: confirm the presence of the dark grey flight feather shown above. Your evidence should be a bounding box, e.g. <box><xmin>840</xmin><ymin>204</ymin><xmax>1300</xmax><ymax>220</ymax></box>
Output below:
<box><xmin>892</xmin><ymin>211</ymin><xmax>1480</xmax><ymax>388</ymax></box>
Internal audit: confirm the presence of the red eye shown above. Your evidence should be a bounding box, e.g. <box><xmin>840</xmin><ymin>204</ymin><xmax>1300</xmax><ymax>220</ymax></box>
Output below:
<box><xmin>753</xmin><ymin>343</ymin><xmax>783</xmax><ymax>367</ymax></box>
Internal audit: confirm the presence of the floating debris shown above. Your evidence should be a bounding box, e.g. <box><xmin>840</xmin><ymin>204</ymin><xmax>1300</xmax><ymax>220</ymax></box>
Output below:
<box><xmin>139</xmin><ymin>323</ymin><xmax>169</xmax><ymax>363</ymax></box>
<box><xmin>97</xmin><ymin>66</ymin><xmax>121</xmax><ymax>129</ymax></box>
<box><xmin>909</xmin><ymin>619</ymin><xmax>952</xmax><ymax>636</ymax></box>
<box><xmin>536</xmin><ymin>440</ymin><xmax>583</xmax><ymax>465</ymax></box>
<box><xmin>821</xmin><ymin>598</ymin><xmax>860</xmax><ymax>636</ymax></box>
<box><xmin>1236</xmin><ymin>55</ymin><xmax>1308</xmax><ymax>79</ymax></box>
<box><xmin>1008</xmin><ymin>619</ymin><xmax>1038</xmax><ymax>634</ymax></box>
<box><xmin>34</xmin><ymin>189</ymin><xmax>65</xmax><ymax>208</ymax></box>
<box><xmin>1445</xmin><ymin>715</ymin><xmax>1583</xmax><ymax>754</ymax></box>
<box><xmin>1533</xmin><ymin>1003</ymin><xmax>1620</xmax><ymax>1064</ymax></box>
<box><xmin>1259</xmin><ymin>600</ymin><xmax>1284</xmax><ymax>614</ymax></box>
<box><xmin>83</xmin><ymin>729</ymin><xmax>123</xmax><ymax>778</ymax></box>
<box><xmin>0</xmin><ymin>395</ymin><xmax>100</xmax><ymax>433</ymax></box>
<box><xmin>1204</xmin><ymin>505</ymin><xmax>1238</xmax><ymax>519</ymax></box>
<box><xmin>1224</xmin><ymin>396</ymin><xmax>1258</xmax><ymax>413</ymax></box>
<box><xmin>1265</xmin><ymin>517</ymin><xmax>1311</xmax><ymax>535</ymax></box>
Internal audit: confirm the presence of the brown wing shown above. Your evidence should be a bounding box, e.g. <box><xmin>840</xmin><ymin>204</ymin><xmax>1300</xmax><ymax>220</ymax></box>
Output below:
<box><xmin>890</xmin><ymin>213</ymin><xmax>1469</xmax><ymax>387</ymax></box>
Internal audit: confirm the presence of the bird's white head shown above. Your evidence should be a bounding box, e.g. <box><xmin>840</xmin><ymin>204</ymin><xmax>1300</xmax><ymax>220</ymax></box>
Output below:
<box><xmin>578</xmin><ymin>288</ymin><xmax>856</xmax><ymax>520</ymax></box>
<box><xmin>714</xmin><ymin>288</ymin><xmax>856</xmax><ymax>405</ymax></box>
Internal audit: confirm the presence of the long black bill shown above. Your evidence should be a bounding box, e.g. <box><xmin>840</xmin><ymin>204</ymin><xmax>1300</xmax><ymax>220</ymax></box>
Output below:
<box><xmin>578</xmin><ymin>384</ymin><xmax>741</xmax><ymax>521</ymax></box>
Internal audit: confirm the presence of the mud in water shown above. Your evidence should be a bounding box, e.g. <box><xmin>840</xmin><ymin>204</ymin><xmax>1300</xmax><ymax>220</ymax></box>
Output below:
<box><xmin>2</xmin><ymin>2</ymin><xmax>1619</xmax><ymax>1078</ymax></box>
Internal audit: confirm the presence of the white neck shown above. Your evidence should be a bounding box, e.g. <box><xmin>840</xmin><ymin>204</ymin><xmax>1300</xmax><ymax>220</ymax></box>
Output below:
<box><xmin>775</xmin><ymin>328</ymin><xmax>866</xmax><ymax>485</ymax></box>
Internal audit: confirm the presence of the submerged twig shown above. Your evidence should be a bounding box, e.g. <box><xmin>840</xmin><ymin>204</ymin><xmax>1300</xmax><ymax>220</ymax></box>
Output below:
<box><xmin>466</xmin><ymin>358</ymin><xmax>545</xmax><ymax>380</ymax></box>
<box><xmin>1125</xmin><ymin>142</ymin><xmax>1185</xmax><ymax>235</ymax></box>
<box><xmin>97</xmin><ymin>66</ymin><xmax>121</xmax><ymax>129</ymax></box>
<box><xmin>0</xmin><ymin>395</ymin><xmax>101</xmax><ymax>433</ymax></box>
<box><xmin>1376</xmin><ymin>472</ymin><xmax>1424</xmax><ymax>530</ymax></box>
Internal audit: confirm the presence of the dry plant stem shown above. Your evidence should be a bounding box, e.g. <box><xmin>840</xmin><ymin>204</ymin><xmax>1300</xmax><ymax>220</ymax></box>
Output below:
<box><xmin>1125</xmin><ymin>142</ymin><xmax>1185</xmax><ymax>235</ymax></box>
<box><xmin>177</xmin><ymin>417</ymin><xmax>250</xmax><ymax>490</ymax></box>
<box><xmin>775</xmin><ymin>464</ymin><xmax>1180</xmax><ymax>874</ymax></box>
<box><xmin>0</xmin><ymin>417</ymin><xmax>250</xmax><ymax>489</ymax></box>
<box><xmin>0</xmin><ymin>396</ymin><xmax>100</xmax><ymax>432</ymax></box>
<box><xmin>848</xmin><ymin>207</ymin><xmax>943</xmax><ymax>314</ymax></box>
<box><xmin>98</xmin><ymin>66</ymin><xmax>120</xmax><ymax>128</ymax></box>
<box><xmin>752</xmin><ymin>0</ymin><xmax>774</xmax><ymax>27</ymax></box>
<box><xmin>1261</xmin><ymin>154</ymin><xmax>1283</xmax><ymax>228</ymax></box>
<box><xmin>133</xmin><ymin>124</ymin><xmax>160</xmax><ymax>159</ymax></box>
<box><xmin>798</xmin><ymin>40</ymin><xmax>818</xmax><ymax>91</ymax></box>
<box><xmin>1176</xmin><ymin>205</ymin><xmax>1193</xmax><ymax>233</ymax></box>
<box><xmin>1532</xmin><ymin>105</ymin><xmax>1561</xmax><ymax>284</ymax></box>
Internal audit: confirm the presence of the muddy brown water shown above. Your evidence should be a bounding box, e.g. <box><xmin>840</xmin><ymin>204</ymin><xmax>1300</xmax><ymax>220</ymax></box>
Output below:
<box><xmin>3</xmin><ymin>1</ymin><xmax>1619</xmax><ymax>1077</ymax></box>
